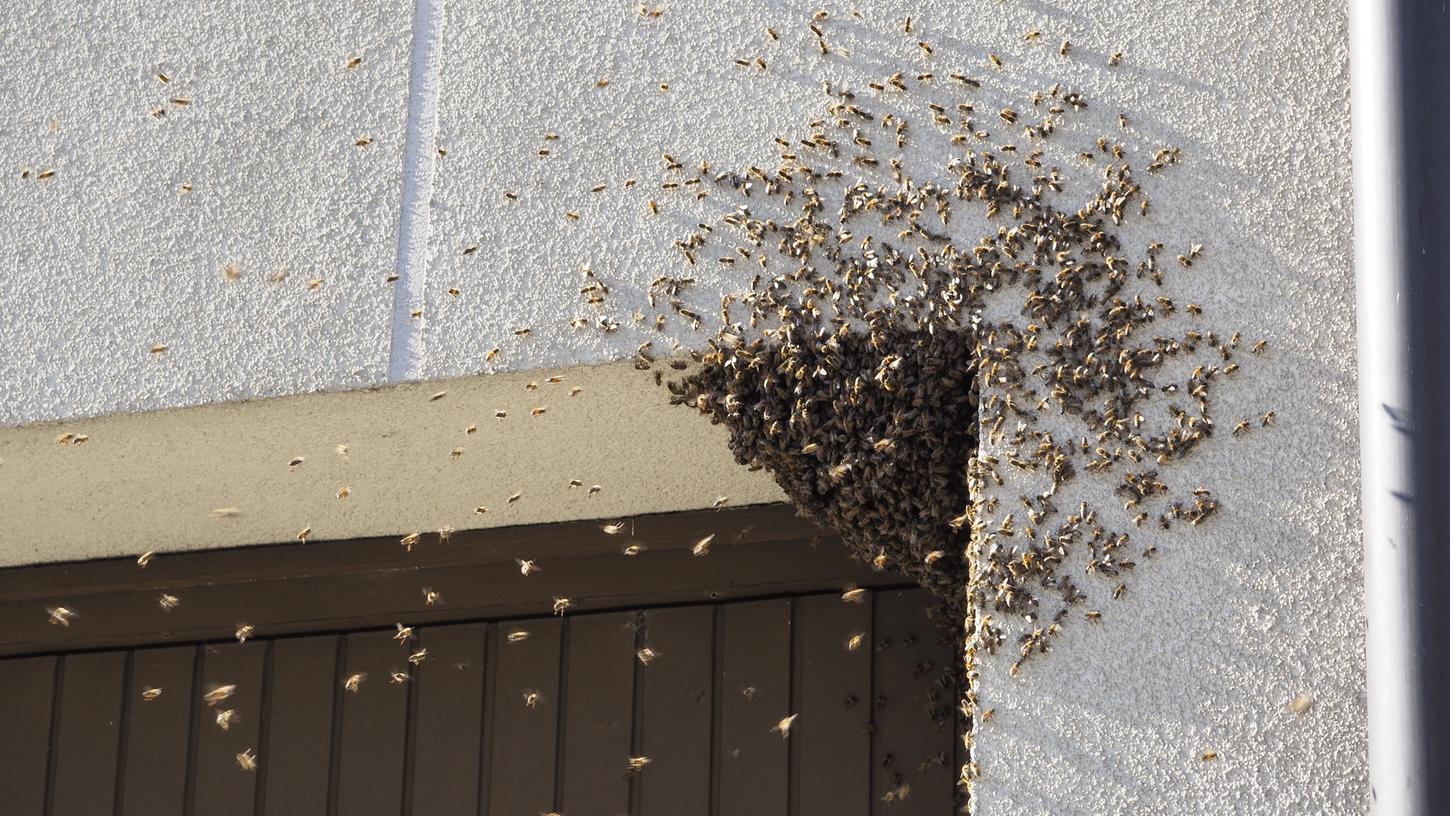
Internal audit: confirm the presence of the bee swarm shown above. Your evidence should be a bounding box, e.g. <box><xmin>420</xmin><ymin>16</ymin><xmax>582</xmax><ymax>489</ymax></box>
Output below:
<box><xmin>649</xmin><ymin>28</ymin><xmax>1257</xmax><ymax>698</ymax></box>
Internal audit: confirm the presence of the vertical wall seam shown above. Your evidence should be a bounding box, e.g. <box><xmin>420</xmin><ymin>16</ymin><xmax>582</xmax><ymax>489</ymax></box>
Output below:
<box><xmin>386</xmin><ymin>0</ymin><xmax>445</xmax><ymax>381</ymax></box>
<box><xmin>42</xmin><ymin>655</ymin><xmax>64</xmax><ymax>816</ymax></box>
<box><xmin>181</xmin><ymin>647</ymin><xmax>205</xmax><ymax>816</ymax></box>
<box><xmin>111</xmin><ymin>650</ymin><xmax>135</xmax><ymax>816</ymax></box>
<box><xmin>252</xmin><ymin>642</ymin><xmax>276</xmax><ymax>816</ymax></box>
<box><xmin>552</xmin><ymin>619</ymin><xmax>571</xmax><ymax>813</ymax></box>
<box><xmin>628</xmin><ymin>612</ymin><xmax>647</xmax><ymax>815</ymax></box>
<box><xmin>475</xmin><ymin>624</ymin><xmax>497</xmax><ymax>816</ymax></box>
<box><xmin>326</xmin><ymin>637</ymin><xmax>348</xmax><ymax>816</ymax></box>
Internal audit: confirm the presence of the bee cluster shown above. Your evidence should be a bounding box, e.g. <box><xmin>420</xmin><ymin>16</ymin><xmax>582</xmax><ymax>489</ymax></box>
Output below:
<box><xmin>645</xmin><ymin>17</ymin><xmax>1264</xmax><ymax>691</ymax></box>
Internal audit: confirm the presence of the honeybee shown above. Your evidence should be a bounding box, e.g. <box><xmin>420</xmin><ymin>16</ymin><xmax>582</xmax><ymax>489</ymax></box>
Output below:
<box><xmin>235</xmin><ymin>749</ymin><xmax>258</xmax><ymax>772</ymax></box>
<box><xmin>422</xmin><ymin>588</ymin><xmax>442</xmax><ymax>606</ymax></box>
<box><xmin>344</xmin><ymin>673</ymin><xmax>366</xmax><ymax>692</ymax></box>
<box><xmin>508</xmin><ymin>491</ymin><xmax>522</xmax><ymax>504</ymax></box>
<box><xmin>235</xmin><ymin>624</ymin><xmax>254</xmax><ymax>643</ymax></box>
<box><xmin>140</xmin><ymin>687</ymin><xmax>163</xmax><ymax>701</ymax></box>
<box><xmin>553</xmin><ymin>597</ymin><xmax>572</xmax><ymax>615</ymax></box>
<box><xmin>846</xmin><ymin>632</ymin><xmax>864</xmax><ymax>651</ymax></box>
<box><xmin>203</xmin><ymin>684</ymin><xmax>237</xmax><ymax>706</ymax></box>
<box><xmin>136</xmin><ymin>551</ymin><xmax>155</xmax><ymax>568</ymax></box>
<box><xmin>627</xmin><ymin>756</ymin><xmax>652</xmax><ymax>773</ymax></box>
<box><xmin>506</xmin><ymin>630</ymin><xmax>530</xmax><ymax>644</ymax></box>
<box><xmin>389</xmin><ymin>672</ymin><xmax>409</xmax><ymax>684</ymax></box>
<box><xmin>602</xmin><ymin>522</ymin><xmax>626</xmax><ymax>535</ymax></box>
<box><xmin>47</xmin><ymin>606</ymin><xmax>76</xmax><ymax>626</ymax></box>
<box><xmin>158</xmin><ymin>594</ymin><xmax>180</xmax><ymax>611</ymax></box>
<box><xmin>636</xmin><ymin>647</ymin><xmax>659</xmax><ymax>665</ymax></box>
<box><xmin>428</xmin><ymin>390</ymin><xmax>447</xmax><ymax>402</ymax></box>
<box><xmin>346</xmin><ymin>55</ymin><xmax>362</xmax><ymax>70</ymax></box>
<box><xmin>400</xmin><ymin>532</ymin><xmax>421</xmax><ymax>552</ymax></box>
<box><xmin>771</xmin><ymin>713</ymin><xmax>798</xmax><ymax>738</ymax></box>
<box><xmin>712</xmin><ymin>496</ymin><xmax>729</xmax><ymax>509</ymax></box>
<box><xmin>394</xmin><ymin>623</ymin><xmax>414</xmax><ymax>642</ymax></box>
<box><xmin>692</xmin><ymin>534</ymin><xmax>715</xmax><ymax>556</ymax></box>
<box><xmin>517</xmin><ymin>559</ymin><xmax>540</xmax><ymax>576</ymax></box>
<box><xmin>216</xmin><ymin>709</ymin><xmax>238</xmax><ymax>731</ymax></box>
<box><xmin>408</xmin><ymin>649</ymin><xmax>428</xmax><ymax>665</ymax></box>
<box><xmin>840</xmin><ymin>587</ymin><xmax>867</xmax><ymax>604</ymax></box>
<box><xmin>523</xmin><ymin>690</ymin><xmax>541</xmax><ymax>709</ymax></box>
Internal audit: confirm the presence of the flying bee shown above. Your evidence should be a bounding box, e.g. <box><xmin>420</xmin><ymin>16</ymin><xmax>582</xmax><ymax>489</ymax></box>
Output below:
<box><xmin>507</xmin><ymin>630</ymin><xmax>530</xmax><ymax>644</ymax></box>
<box><xmin>627</xmin><ymin>756</ymin><xmax>652</xmax><ymax>774</ymax></box>
<box><xmin>508</xmin><ymin>491</ymin><xmax>522</xmax><ymax>504</ymax></box>
<box><xmin>450</xmin><ymin>447</ymin><xmax>464</xmax><ymax>460</ymax></box>
<box><xmin>344</xmin><ymin>673</ymin><xmax>366</xmax><ymax>692</ymax></box>
<box><xmin>1108</xmin><ymin>51</ymin><xmax>1123</xmax><ymax>66</ymax></box>
<box><xmin>1059</xmin><ymin>39</ymin><xmax>1071</xmax><ymax>56</ymax></box>
<box><xmin>523</xmin><ymin>690</ymin><xmax>541</xmax><ymax>709</ymax></box>
<box><xmin>204</xmin><ymin>684</ymin><xmax>237</xmax><ymax>706</ymax></box>
<box><xmin>337</xmin><ymin>486</ymin><xmax>350</xmax><ymax>499</ymax></box>
<box><xmin>213</xmin><ymin>507</ymin><xmax>241</xmax><ymax>518</ymax></box>
<box><xmin>622</xmin><ymin>543</ymin><xmax>646</xmax><ymax>556</ymax></box>
<box><xmin>1201</xmin><ymin>751</ymin><xmax>1218</xmax><ymax>762</ymax></box>
<box><xmin>408</xmin><ymin>649</ymin><xmax>428</xmax><ymax>665</ymax></box>
<box><xmin>771</xmin><ymin>713</ymin><xmax>799</xmax><ymax>738</ymax></box>
<box><xmin>588</xmin><ymin>484</ymin><xmax>602</xmax><ymax>495</ymax></box>
<box><xmin>400</xmin><ymin>532</ymin><xmax>421</xmax><ymax>552</ymax></box>
<box><xmin>235</xmin><ymin>749</ymin><xmax>258</xmax><ymax>772</ymax></box>
<box><xmin>136</xmin><ymin>551</ymin><xmax>155</xmax><ymax>568</ymax></box>
<box><xmin>46</xmin><ymin>605</ymin><xmax>75</xmax><ymax>626</ymax></box>
<box><xmin>389</xmin><ymin>672</ymin><xmax>409</xmax><ymax>684</ymax></box>
<box><xmin>841</xmin><ymin>587</ymin><xmax>867</xmax><ymax>604</ymax></box>
<box><xmin>553</xmin><ymin>597</ymin><xmax>572</xmax><ymax>615</ymax></box>
<box><xmin>158</xmin><ymin>594</ymin><xmax>180</xmax><ymax>611</ymax></box>
<box><xmin>636</xmin><ymin>647</ymin><xmax>659</xmax><ymax>665</ymax></box>
<box><xmin>140</xmin><ymin>687</ymin><xmax>163</xmax><ymax>701</ymax></box>
<box><xmin>1252</xmin><ymin>339</ymin><xmax>1268</xmax><ymax>354</ymax></box>
<box><xmin>216</xmin><ymin>709</ymin><xmax>238</xmax><ymax>731</ymax></box>
<box><xmin>1262</xmin><ymin>411</ymin><xmax>1277</xmax><ymax>427</ymax></box>
<box><xmin>602</xmin><ymin>522</ymin><xmax>626</xmax><ymax>535</ymax></box>
<box><xmin>1024</xmin><ymin>29</ymin><xmax>1041</xmax><ymax>41</ymax></box>
<box><xmin>712</xmin><ymin>496</ymin><xmax>729</xmax><ymax>509</ymax></box>
<box><xmin>846</xmin><ymin>632</ymin><xmax>865</xmax><ymax>651</ymax></box>
<box><xmin>1233</xmin><ymin>420</ymin><xmax>1250</xmax><ymax>435</ymax></box>
<box><xmin>346</xmin><ymin>55</ymin><xmax>362</xmax><ymax>70</ymax></box>
<box><xmin>988</xmin><ymin>53</ymin><xmax>1003</xmax><ymax>69</ymax></box>
<box><xmin>150</xmin><ymin>343</ymin><xmax>168</xmax><ymax>354</ymax></box>
<box><xmin>517</xmin><ymin>559</ymin><xmax>540</xmax><ymax>576</ymax></box>
<box><xmin>235</xmin><ymin>624</ymin><xmax>254</xmax><ymax>643</ymax></box>
<box><xmin>422</xmin><ymin>587</ymin><xmax>442</xmax><ymax>606</ymax></box>
<box><xmin>692</xmin><ymin>533</ymin><xmax>715</xmax><ymax>556</ymax></box>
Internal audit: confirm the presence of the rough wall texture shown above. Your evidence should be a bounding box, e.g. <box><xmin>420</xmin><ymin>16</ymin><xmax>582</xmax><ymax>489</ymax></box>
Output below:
<box><xmin>0</xmin><ymin>0</ymin><xmax>413</xmax><ymax>426</ymax></box>
<box><xmin>0</xmin><ymin>0</ymin><xmax>1363</xmax><ymax>813</ymax></box>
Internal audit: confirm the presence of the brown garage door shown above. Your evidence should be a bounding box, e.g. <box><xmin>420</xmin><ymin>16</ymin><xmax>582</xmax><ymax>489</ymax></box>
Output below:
<box><xmin>0</xmin><ymin>508</ymin><xmax>963</xmax><ymax>815</ymax></box>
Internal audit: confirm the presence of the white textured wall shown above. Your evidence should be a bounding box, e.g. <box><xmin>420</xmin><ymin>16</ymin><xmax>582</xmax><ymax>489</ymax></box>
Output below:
<box><xmin>0</xmin><ymin>1</ymin><xmax>1363</xmax><ymax>813</ymax></box>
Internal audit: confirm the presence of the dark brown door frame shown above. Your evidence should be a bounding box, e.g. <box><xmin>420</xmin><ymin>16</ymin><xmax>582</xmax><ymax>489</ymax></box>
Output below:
<box><xmin>0</xmin><ymin>504</ymin><xmax>904</xmax><ymax>659</ymax></box>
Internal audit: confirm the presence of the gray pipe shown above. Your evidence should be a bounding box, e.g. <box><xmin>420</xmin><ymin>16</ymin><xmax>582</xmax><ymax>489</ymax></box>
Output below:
<box><xmin>1351</xmin><ymin>1</ymin><xmax>1450</xmax><ymax>813</ymax></box>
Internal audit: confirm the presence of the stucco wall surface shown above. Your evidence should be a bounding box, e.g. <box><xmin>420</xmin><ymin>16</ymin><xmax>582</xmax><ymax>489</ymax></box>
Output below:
<box><xmin>0</xmin><ymin>0</ymin><xmax>413</xmax><ymax>426</ymax></box>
